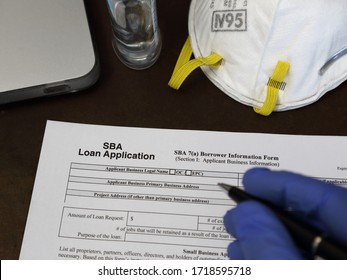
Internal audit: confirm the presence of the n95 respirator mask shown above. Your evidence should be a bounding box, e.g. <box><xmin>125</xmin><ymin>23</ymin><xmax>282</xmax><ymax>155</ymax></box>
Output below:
<box><xmin>169</xmin><ymin>0</ymin><xmax>347</xmax><ymax>116</ymax></box>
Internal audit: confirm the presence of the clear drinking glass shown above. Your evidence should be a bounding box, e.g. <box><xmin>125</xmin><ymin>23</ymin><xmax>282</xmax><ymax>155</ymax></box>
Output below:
<box><xmin>106</xmin><ymin>0</ymin><xmax>162</xmax><ymax>70</ymax></box>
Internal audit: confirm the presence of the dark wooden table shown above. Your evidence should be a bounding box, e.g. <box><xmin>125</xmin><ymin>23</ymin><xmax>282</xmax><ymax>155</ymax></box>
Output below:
<box><xmin>1</xmin><ymin>0</ymin><xmax>347</xmax><ymax>259</ymax></box>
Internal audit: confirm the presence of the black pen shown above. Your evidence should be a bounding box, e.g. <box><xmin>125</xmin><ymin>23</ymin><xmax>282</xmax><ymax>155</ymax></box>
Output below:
<box><xmin>218</xmin><ymin>183</ymin><xmax>347</xmax><ymax>260</ymax></box>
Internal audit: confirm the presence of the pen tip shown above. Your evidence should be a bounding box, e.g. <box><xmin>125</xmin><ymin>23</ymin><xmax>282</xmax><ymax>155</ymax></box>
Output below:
<box><xmin>218</xmin><ymin>183</ymin><xmax>231</xmax><ymax>191</ymax></box>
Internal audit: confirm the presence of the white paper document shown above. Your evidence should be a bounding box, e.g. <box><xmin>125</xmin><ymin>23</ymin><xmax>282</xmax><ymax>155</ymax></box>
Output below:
<box><xmin>20</xmin><ymin>121</ymin><xmax>347</xmax><ymax>260</ymax></box>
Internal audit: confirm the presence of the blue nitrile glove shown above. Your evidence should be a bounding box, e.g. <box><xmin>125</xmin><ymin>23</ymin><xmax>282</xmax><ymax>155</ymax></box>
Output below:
<box><xmin>223</xmin><ymin>168</ymin><xmax>347</xmax><ymax>260</ymax></box>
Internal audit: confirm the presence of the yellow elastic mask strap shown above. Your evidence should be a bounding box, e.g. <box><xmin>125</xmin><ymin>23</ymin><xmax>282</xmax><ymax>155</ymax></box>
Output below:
<box><xmin>168</xmin><ymin>37</ymin><xmax>223</xmax><ymax>90</ymax></box>
<box><xmin>254</xmin><ymin>61</ymin><xmax>290</xmax><ymax>116</ymax></box>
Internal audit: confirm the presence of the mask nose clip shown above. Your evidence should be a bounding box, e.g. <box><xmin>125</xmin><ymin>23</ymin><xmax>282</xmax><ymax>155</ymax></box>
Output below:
<box><xmin>319</xmin><ymin>46</ymin><xmax>347</xmax><ymax>75</ymax></box>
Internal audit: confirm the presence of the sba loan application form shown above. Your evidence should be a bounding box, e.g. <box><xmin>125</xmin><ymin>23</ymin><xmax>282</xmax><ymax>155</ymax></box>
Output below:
<box><xmin>20</xmin><ymin>121</ymin><xmax>347</xmax><ymax>259</ymax></box>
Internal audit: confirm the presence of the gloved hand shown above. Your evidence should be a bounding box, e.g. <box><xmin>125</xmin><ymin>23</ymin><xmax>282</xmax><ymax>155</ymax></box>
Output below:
<box><xmin>223</xmin><ymin>167</ymin><xmax>347</xmax><ymax>260</ymax></box>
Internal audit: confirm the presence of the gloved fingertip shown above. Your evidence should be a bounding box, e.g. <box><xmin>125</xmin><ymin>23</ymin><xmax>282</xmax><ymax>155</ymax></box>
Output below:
<box><xmin>223</xmin><ymin>208</ymin><xmax>236</xmax><ymax>236</ymax></box>
<box><xmin>245</xmin><ymin>167</ymin><xmax>270</xmax><ymax>175</ymax></box>
<box><xmin>243</xmin><ymin>167</ymin><xmax>271</xmax><ymax>186</ymax></box>
<box><xmin>227</xmin><ymin>241</ymin><xmax>244</xmax><ymax>260</ymax></box>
